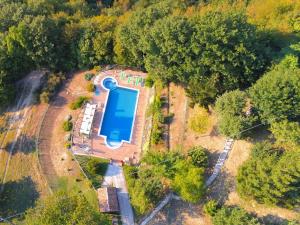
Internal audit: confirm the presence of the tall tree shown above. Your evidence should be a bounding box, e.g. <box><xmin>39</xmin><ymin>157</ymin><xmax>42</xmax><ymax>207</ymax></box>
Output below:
<box><xmin>215</xmin><ymin>90</ymin><xmax>255</xmax><ymax>138</ymax></box>
<box><xmin>24</xmin><ymin>191</ymin><xmax>109</xmax><ymax>225</ymax></box>
<box><xmin>249</xmin><ymin>55</ymin><xmax>300</xmax><ymax>124</ymax></box>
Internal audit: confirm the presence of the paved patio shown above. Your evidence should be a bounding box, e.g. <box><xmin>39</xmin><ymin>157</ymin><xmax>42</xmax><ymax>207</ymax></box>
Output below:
<box><xmin>72</xmin><ymin>69</ymin><xmax>149</xmax><ymax>163</ymax></box>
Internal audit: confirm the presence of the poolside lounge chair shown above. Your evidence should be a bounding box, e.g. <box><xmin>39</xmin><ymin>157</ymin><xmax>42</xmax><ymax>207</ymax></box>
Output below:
<box><xmin>120</xmin><ymin>71</ymin><xmax>126</xmax><ymax>80</ymax></box>
<box><xmin>127</xmin><ymin>76</ymin><xmax>132</xmax><ymax>84</ymax></box>
<box><xmin>135</xmin><ymin>77</ymin><xmax>140</xmax><ymax>86</ymax></box>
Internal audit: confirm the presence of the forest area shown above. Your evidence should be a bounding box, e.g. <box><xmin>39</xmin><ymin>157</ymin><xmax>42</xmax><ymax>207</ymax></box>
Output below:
<box><xmin>0</xmin><ymin>0</ymin><xmax>300</xmax><ymax>224</ymax></box>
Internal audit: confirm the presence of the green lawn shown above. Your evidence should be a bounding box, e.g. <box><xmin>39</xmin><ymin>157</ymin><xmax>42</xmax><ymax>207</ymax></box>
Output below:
<box><xmin>75</xmin><ymin>155</ymin><xmax>109</xmax><ymax>188</ymax></box>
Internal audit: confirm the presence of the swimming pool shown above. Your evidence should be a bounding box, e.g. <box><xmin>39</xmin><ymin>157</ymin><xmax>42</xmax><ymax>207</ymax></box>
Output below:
<box><xmin>99</xmin><ymin>77</ymin><xmax>139</xmax><ymax>148</ymax></box>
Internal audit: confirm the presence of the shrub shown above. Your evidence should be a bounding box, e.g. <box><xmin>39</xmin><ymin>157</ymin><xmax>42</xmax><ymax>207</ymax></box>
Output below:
<box><xmin>123</xmin><ymin>165</ymin><xmax>165</xmax><ymax>216</ymax></box>
<box><xmin>70</xmin><ymin>96</ymin><xmax>89</xmax><ymax>110</ymax></box>
<box><xmin>86</xmin><ymin>83</ymin><xmax>95</xmax><ymax>92</ymax></box>
<box><xmin>188</xmin><ymin>146</ymin><xmax>208</xmax><ymax>168</ymax></box>
<box><xmin>171</xmin><ymin>160</ymin><xmax>206</xmax><ymax>203</ymax></box>
<box><xmin>145</xmin><ymin>76</ymin><xmax>154</xmax><ymax>87</ymax></box>
<box><xmin>188</xmin><ymin>106</ymin><xmax>211</xmax><ymax>134</ymax></box>
<box><xmin>76</xmin><ymin>156</ymin><xmax>109</xmax><ymax>187</ymax></box>
<box><xmin>203</xmin><ymin>200</ymin><xmax>218</xmax><ymax>216</ymax></box>
<box><xmin>84</xmin><ymin>73</ymin><xmax>94</xmax><ymax>81</ymax></box>
<box><xmin>39</xmin><ymin>72</ymin><xmax>66</xmax><ymax>103</ymax></box>
<box><xmin>212</xmin><ymin>206</ymin><xmax>261</xmax><ymax>225</ymax></box>
<box><xmin>63</xmin><ymin>120</ymin><xmax>73</xmax><ymax>131</ymax></box>
<box><xmin>65</xmin><ymin>142</ymin><xmax>71</xmax><ymax>149</ymax></box>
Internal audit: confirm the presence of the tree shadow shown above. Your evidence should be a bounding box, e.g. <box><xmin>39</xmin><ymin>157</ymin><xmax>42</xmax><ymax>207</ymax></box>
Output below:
<box><xmin>206</xmin><ymin>171</ymin><xmax>235</xmax><ymax>204</ymax></box>
<box><xmin>3</xmin><ymin>134</ymin><xmax>36</xmax><ymax>155</ymax></box>
<box><xmin>0</xmin><ymin>176</ymin><xmax>39</xmax><ymax>217</ymax></box>
<box><xmin>260</xmin><ymin>214</ymin><xmax>291</xmax><ymax>225</ymax></box>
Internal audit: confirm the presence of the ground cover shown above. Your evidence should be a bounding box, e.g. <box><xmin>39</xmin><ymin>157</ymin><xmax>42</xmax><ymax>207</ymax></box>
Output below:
<box><xmin>75</xmin><ymin>155</ymin><xmax>109</xmax><ymax>187</ymax></box>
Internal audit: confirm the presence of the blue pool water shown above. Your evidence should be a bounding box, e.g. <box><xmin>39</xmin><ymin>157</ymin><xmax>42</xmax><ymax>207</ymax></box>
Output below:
<box><xmin>99</xmin><ymin>77</ymin><xmax>138</xmax><ymax>148</ymax></box>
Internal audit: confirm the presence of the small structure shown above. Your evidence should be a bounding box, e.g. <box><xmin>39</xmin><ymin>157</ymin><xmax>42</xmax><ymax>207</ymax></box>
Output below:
<box><xmin>97</xmin><ymin>187</ymin><xmax>119</xmax><ymax>213</ymax></box>
<box><xmin>79</xmin><ymin>103</ymin><xmax>97</xmax><ymax>137</ymax></box>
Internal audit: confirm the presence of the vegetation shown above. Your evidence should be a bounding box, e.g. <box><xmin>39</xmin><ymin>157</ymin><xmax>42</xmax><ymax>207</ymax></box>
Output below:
<box><xmin>188</xmin><ymin>106</ymin><xmax>211</xmax><ymax>134</ymax></box>
<box><xmin>237</xmin><ymin>142</ymin><xmax>300</xmax><ymax>208</ymax></box>
<box><xmin>270</xmin><ymin>120</ymin><xmax>300</xmax><ymax>150</ymax></box>
<box><xmin>148</xmin><ymin>93</ymin><xmax>164</xmax><ymax>145</ymax></box>
<box><xmin>125</xmin><ymin>149</ymin><xmax>207</xmax><ymax>214</ymax></box>
<box><xmin>249</xmin><ymin>56</ymin><xmax>300</xmax><ymax>124</ymax></box>
<box><xmin>215</xmin><ymin>90</ymin><xmax>256</xmax><ymax>138</ymax></box>
<box><xmin>24</xmin><ymin>191</ymin><xmax>109</xmax><ymax>225</ymax></box>
<box><xmin>84</xmin><ymin>73</ymin><xmax>95</xmax><ymax>81</ymax></box>
<box><xmin>76</xmin><ymin>156</ymin><xmax>109</xmax><ymax>187</ymax></box>
<box><xmin>86</xmin><ymin>83</ymin><xmax>95</xmax><ymax>92</ymax></box>
<box><xmin>211</xmin><ymin>206</ymin><xmax>261</xmax><ymax>225</ymax></box>
<box><xmin>69</xmin><ymin>96</ymin><xmax>89</xmax><ymax>110</ymax></box>
<box><xmin>62</xmin><ymin>120</ymin><xmax>73</xmax><ymax>132</ymax></box>
<box><xmin>187</xmin><ymin>146</ymin><xmax>208</xmax><ymax>168</ymax></box>
<box><xmin>39</xmin><ymin>72</ymin><xmax>66</xmax><ymax>103</ymax></box>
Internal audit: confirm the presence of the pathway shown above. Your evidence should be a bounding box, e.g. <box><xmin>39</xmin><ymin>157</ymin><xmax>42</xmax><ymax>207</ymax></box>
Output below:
<box><xmin>102</xmin><ymin>163</ymin><xmax>134</xmax><ymax>225</ymax></box>
<box><xmin>0</xmin><ymin>71</ymin><xmax>43</xmax><ymax>192</ymax></box>
<box><xmin>205</xmin><ymin>138</ymin><xmax>234</xmax><ymax>187</ymax></box>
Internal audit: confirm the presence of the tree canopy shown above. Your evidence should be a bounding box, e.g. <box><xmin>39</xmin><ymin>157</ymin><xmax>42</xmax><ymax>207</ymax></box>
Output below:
<box><xmin>237</xmin><ymin>142</ymin><xmax>300</xmax><ymax>208</ymax></box>
<box><xmin>249</xmin><ymin>56</ymin><xmax>300</xmax><ymax>124</ymax></box>
<box><xmin>24</xmin><ymin>191</ymin><xmax>109</xmax><ymax>225</ymax></box>
<box><xmin>215</xmin><ymin>90</ymin><xmax>256</xmax><ymax>138</ymax></box>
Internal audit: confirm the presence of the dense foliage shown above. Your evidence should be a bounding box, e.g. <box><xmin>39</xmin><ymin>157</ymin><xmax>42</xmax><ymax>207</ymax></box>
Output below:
<box><xmin>215</xmin><ymin>90</ymin><xmax>256</xmax><ymax>138</ymax></box>
<box><xmin>125</xmin><ymin>149</ymin><xmax>207</xmax><ymax>214</ymax></box>
<box><xmin>76</xmin><ymin>156</ymin><xmax>109</xmax><ymax>187</ymax></box>
<box><xmin>237</xmin><ymin>142</ymin><xmax>300</xmax><ymax>208</ymax></box>
<box><xmin>211</xmin><ymin>206</ymin><xmax>261</xmax><ymax>225</ymax></box>
<box><xmin>249</xmin><ymin>56</ymin><xmax>300</xmax><ymax>124</ymax></box>
<box><xmin>24</xmin><ymin>191</ymin><xmax>109</xmax><ymax>225</ymax></box>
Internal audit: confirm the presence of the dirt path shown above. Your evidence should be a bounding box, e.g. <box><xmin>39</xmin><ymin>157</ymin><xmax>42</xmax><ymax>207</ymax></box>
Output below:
<box><xmin>0</xmin><ymin>71</ymin><xmax>43</xmax><ymax>191</ymax></box>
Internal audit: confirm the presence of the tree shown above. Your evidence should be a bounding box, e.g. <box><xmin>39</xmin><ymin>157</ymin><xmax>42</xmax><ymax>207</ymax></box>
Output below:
<box><xmin>144</xmin><ymin>16</ymin><xmax>195</xmax><ymax>83</ymax></box>
<box><xmin>215</xmin><ymin>90</ymin><xmax>255</xmax><ymax>138</ymax></box>
<box><xmin>187</xmin><ymin>146</ymin><xmax>208</xmax><ymax>168</ymax></box>
<box><xmin>186</xmin><ymin>75</ymin><xmax>218</xmax><ymax>107</ymax></box>
<box><xmin>249</xmin><ymin>55</ymin><xmax>300</xmax><ymax>124</ymax></box>
<box><xmin>172</xmin><ymin>160</ymin><xmax>205</xmax><ymax>203</ymax></box>
<box><xmin>24</xmin><ymin>191</ymin><xmax>109</xmax><ymax>225</ymax></box>
<box><xmin>270</xmin><ymin>120</ymin><xmax>300</xmax><ymax>150</ymax></box>
<box><xmin>114</xmin><ymin>0</ymin><xmax>174</xmax><ymax>66</ymax></box>
<box><xmin>191</xmin><ymin>12</ymin><xmax>269</xmax><ymax>92</ymax></box>
<box><xmin>78</xmin><ymin>15</ymin><xmax>116</xmax><ymax>68</ymax></box>
<box><xmin>212</xmin><ymin>206</ymin><xmax>261</xmax><ymax>225</ymax></box>
<box><xmin>237</xmin><ymin>142</ymin><xmax>300</xmax><ymax>208</ymax></box>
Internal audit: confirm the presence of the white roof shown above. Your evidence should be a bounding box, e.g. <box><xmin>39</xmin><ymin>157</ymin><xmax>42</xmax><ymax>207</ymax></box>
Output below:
<box><xmin>80</xmin><ymin>103</ymin><xmax>97</xmax><ymax>136</ymax></box>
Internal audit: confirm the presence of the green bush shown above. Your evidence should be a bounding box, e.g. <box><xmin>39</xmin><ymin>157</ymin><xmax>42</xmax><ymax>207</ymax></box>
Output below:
<box><xmin>76</xmin><ymin>156</ymin><xmax>109</xmax><ymax>187</ymax></box>
<box><xmin>203</xmin><ymin>200</ymin><xmax>218</xmax><ymax>216</ymax></box>
<box><xmin>70</xmin><ymin>96</ymin><xmax>89</xmax><ymax>110</ymax></box>
<box><xmin>212</xmin><ymin>206</ymin><xmax>261</xmax><ymax>225</ymax></box>
<box><xmin>63</xmin><ymin>120</ymin><xmax>73</xmax><ymax>132</ymax></box>
<box><xmin>145</xmin><ymin>76</ymin><xmax>154</xmax><ymax>87</ymax></box>
<box><xmin>84</xmin><ymin>73</ymin><xmax>95</xmax><ymax>81</ymax></box>
<box><xmin>123</xmin><ymin>165</ymin><xmax>165</xmax><ymax>216</ymax></box>
<box><xmin>188</xmin><ymin>146</ymin><xmax>208</xmax><ymax>168</ymax></box>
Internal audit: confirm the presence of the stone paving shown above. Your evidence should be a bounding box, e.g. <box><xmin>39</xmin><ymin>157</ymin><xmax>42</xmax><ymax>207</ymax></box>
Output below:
<box><xmin>72</xmin><ymin>69</ymin><xmax>149</xmax><ymax>163</ymax></box>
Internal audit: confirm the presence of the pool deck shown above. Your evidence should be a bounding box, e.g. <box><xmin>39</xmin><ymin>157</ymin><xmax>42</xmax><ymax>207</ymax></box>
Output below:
<box><xmin>72</xmin><ymin>69</ymin><xmax>149</xmax><ymax>163</ymax></box>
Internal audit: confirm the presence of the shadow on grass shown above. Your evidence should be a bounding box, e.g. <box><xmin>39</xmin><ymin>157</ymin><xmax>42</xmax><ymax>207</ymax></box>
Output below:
<box><xmin>3</xmin><ymin>134</ymin><xmax>36</xmax><ymax>155</ymax></box>
<box><xmin>0</xmin><ymin>176</ymin><xmax>39</xmax><ymax>217</ymax></box>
